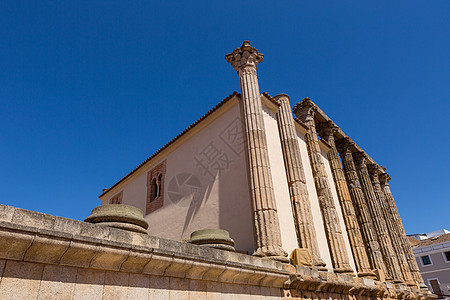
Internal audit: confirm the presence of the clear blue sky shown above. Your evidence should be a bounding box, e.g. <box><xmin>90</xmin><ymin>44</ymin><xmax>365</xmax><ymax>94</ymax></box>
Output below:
<box><xmin>1</xmin><ymin>1</ymin><xmax>448</xmax><ymax>235</ymax></box>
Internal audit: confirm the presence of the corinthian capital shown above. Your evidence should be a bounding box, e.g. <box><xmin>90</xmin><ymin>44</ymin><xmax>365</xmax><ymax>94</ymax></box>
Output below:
<box><xmin>293</xmin><ymin>98</ymin><xmax>317</xmax><ymax>126</ymax></box>
<box><xmin>317</xmin><ymin>120</ymin><xmax>337</xmax><ymax>143</ymax></box>
<box><xmin>353</xmin><ymin>151</ymin><xmax>367</xmax><ymax>166</ymax></box>
<box><xmin>225</xmin><ymin>41</ymin><xmax>264</xmax><ymax>73</ymax></box>
<box><xmin>335</xmin><ymin>137</ymin><xmax>354</xmax><ymax>154</ymax></box>
<box><xmin>273</xmin><ymin>93</ymin><xmax>290</xmax><ymax>104</ymax></box>
<box><xmin>379</xmin><ymin>172</ymin><xmax>391</xmax><ymax>186</ymax></box>
<box><xmin>368</xmin><ymin>164</ymin><xmax>381</xmax><ymax>179</ymax></box>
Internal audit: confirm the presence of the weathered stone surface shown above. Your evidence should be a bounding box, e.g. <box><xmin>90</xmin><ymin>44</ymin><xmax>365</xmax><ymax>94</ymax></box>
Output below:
<box><xmin>85</xmin><ymin>204</ymin><xmax>148</xmax><ymax>229</ymax></box>
<box><xmin>0</xmin><ymin>259</ymin><xmax>5</xmax><ymax>284</ymax></box>
<box><xmin>142</xmin><ymin>253</ymin><xmax>172</xmax><ymax>276</ymax></box>
<box><xmin>184</xmin><ymin>261</ymin><xmax>210</xmax><ymax>280</ymax></box>
<box><xmin>206</xmin><ymin>281</ymin><xmax>222</xmax><ymax>300</ymax></box>
<box><xmin>89</xmin><ymin>244</ymin><xmax>130</xmax><ymax>271</ymax></box>
<box><xmin>60</xmin><ymin>239</ymin><xmax>100</xmax><ymax>267</ymax></box>
<box><xmin>189</xmin><ymin>279</ymin><xmax>208</xmax><ymax>300</ymax></box>
<box><xmin>102</xmin><ymin>271</ymin><xmax>129</xmax><ymax>300</ymax></box>
<box><xmin>24</xmin><ymin>234</ymin><xmax>70</xmax><ymax>264</ymax></box>
<box><xmin>11</xmin><ymin>208</ymin><xmax>56</xmax><ymax>230</ymax></box>
<box><xmin>120</xmin><ymin>249</ymin><xmax>152</xmax><ymax>273</ymax></box>
<box><xmin>275</xmin><ymin>94</ymin><xmax>326</xmax><ymax>269</ymax></box>
<box><xmin>369</xmin><ymin>165</ymin><xmax>415</xmax><ymax>286</ymax></box>
<box><xmin>0</xmin><ymin>203</ymin><xmax>434</xmax><ymax>299</ymax></box>
<box><xmin>169</xmin><ymin>277</ymin><xmax>189</xmax><ymax>299</ymax></box>
<box><xmin>37</xmin><ymin>265</ymin><xmax>77</xmax><ymax>300</ymax></box>
<box><xmin>128</xmin><ymin>273</ymin><xmax>150</xmax><ymax>300</ymax></box>
<box><xmin>188</xmin><ymin>229</ymin><xmax>235</xmax><ymax>252</ymax></box>
<box><xmin>380</xmin><ymin>173</ymin><xmax>425</xmax><ymax>287</ymax></box>
<box><xmin>0</xmin><ymin>260</ymin><xmax>43</xmax><ymax>300</ymax></box>
<box><xmin>353</xmin><ymin>152</ymin><xmax>403</xmax><ymax>283</ymax></box>
<box><xmin>148</xmin><ymin>275</ymin><xmax>170</xmax><ymax>299</ymax></box>
<box><xmin>294</xmin><ymin>99</ymin><xmax>353</xmax><ymax>274</ymax></box>
<box><xmin>53</xmin><ymin>216</ymin><xmax>82</xmax><ymax>236</ymax></box>
<box><xmin>0</xmin><ymin>205</ymin><xmax>15</xmax><ymax>223</ymax></box>
<box><xmin>290</xmin><ymin>248</ymin><xmax>312</xmax><ymax>267</ymax></box>
<box><xmin>0</xmin><ymin>227</ymin><xmax>35</xmax><ymax>260</ymax></box>
<box><xmin>226</xmin><ymin>41</ymin><xmax>288</xmax><ymax>262</ymax></box>
<box><xmin>336</xmin><ymin>138</ymin><xmax>388</xmax><ymax>276</ymax></box>
<box><xmin>317</xmin><ymin>121</ymin><xmax>374</xmax><ymax>278</ymax></box>
<box><xmin>73</xmin><ymin>268</ymin><xmax>106</xmax><ymax>300</ymax></box>
<box><xmin>164</xmin><ymin>257</ymin><xmax>194</xmax><ymax>278</ymax></box>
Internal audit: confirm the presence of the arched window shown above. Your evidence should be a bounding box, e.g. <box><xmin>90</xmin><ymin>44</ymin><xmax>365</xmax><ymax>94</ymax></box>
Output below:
<box><xmin>146</xmin><ymin>161</ymin><xmax>166</xmax><ymax>214</ymax></box>
<box><xmin>151</xmin><ymin>178</ymin><xmax>157</xmax><ymax>201</ymax></box>
<box><xmin>157</xmin><ymin>174</ymin><xmax>163</xmax><ymax>197</ymax></box>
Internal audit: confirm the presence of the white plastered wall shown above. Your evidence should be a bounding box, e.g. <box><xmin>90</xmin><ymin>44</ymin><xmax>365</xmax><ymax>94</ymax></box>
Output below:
<box><xmin>261</xmin><ymin>103</ymin><xmax>299</xmax><ymax>255</ymax></box>
<box><xmin>320</xmin><ymin>144</ymin><xmax>356</xmax><ymax>274</ymax></box>
<box><xmin>103</xmin><ymin>100</ymin><xmax>255</xmax><ymax>254</ymax></box>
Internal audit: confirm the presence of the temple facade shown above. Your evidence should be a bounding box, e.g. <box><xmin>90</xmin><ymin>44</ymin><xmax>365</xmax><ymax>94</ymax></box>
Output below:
<box><xmin>98</xmin><ymin>41</ymin><xmax>425</xmax><ymax>288</ymax></box>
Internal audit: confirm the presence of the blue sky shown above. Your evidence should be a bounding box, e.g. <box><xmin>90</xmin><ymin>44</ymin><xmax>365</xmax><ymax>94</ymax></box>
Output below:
<box><xmin>0</xmin><ymin>1</ymin><xmax>448</xmax><ymax>234</ymax></box>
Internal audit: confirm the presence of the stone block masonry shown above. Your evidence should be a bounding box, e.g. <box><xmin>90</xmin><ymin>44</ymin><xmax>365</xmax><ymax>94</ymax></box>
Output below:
<box><xmin>0</xmin><ymin>204</ymin><xmax>434</xmax><ymax>299</ymax></box>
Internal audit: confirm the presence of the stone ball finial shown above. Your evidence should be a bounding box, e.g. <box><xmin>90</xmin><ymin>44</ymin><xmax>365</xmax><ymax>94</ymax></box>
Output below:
<box><xmin>85</xmin><ymin>204</ymin><xmax>149</xmax><ymax>234</ymax></box>
<box><xmin>187</xmin><ymin>228</ymin><xmax>235</xmax><ymax>252</ymax></box>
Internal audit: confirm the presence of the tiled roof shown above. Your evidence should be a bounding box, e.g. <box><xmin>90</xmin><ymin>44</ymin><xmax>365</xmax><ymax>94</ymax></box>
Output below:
<box><xmin>408</xmin><ymin>236</ymin><xmax>422</xmax><ymax>247</ymax></box>
<box><xmin>414</xmin><ymin>233</ymin><xmax>450</xmax><ymax>248</ymax></box>
<box><xmin>99</xmin><ymin>91</ymin><xmax>240</xmax><ymax>198</ymax></box>
<box><xmin>261</xmin><ymin>92</ymin><xmax>281</xmax><ymax>107</ymax></box>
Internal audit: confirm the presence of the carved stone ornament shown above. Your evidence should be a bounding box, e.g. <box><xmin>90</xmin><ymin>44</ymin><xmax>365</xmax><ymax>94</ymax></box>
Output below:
<box><xmin>225</xmin><ymin>41</ymin><xmax>264</xmax><ymax>72</ymax></box>
<box><xmin>293</xmin><ymin>97</ymin><xmax>317</xmax><ymax>126</ymax></box>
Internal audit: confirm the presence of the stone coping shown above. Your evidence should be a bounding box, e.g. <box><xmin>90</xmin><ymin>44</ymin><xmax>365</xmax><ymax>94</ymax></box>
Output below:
<box><xmin>0</xmin><ymin>204</ymin><xmax>436</xmax><ymax>299</ymax></box>
<box><xmin>0</xmin><ymin>204</ymin><xmax>288</xmax><ymax>288</ymax></box>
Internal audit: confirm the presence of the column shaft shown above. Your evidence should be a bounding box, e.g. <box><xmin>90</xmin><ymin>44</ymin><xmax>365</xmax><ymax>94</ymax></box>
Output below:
<box><xmin>294</xmin><ymin>100</ymin><xmax>352</xmax><ymax>274</ymax></box>
<box><xmin>369</xmin><ymin>166</ymin><xmax>415</xmax><ymax>286</ymax></box>
<box><xmin>226</xmin><ymin>42</ymin><xmax>288</xmax><ymax>262</ymax></box>
<box><xmin>317</xmin><ymin>122</ymin><xmax>374</xmax><ymax>278</ymax></box>
<box><xmin>353</xmin><ymin>152</ymin><xmax>403</xmax><ymax>283</ymax></box>
<box><xmin>336</xmin><ymin>139</ymin><xmax>388</xmax><ymax>277</ymax></box>
<box><xmin>275</xmin><ymin>95</ymin><xmax>326</xmax><ymax>268</ymax></box>
<box><xmin>380</xmin><ymin>174</ymin><xmax>425</xmax><ymax>287</ymax></box>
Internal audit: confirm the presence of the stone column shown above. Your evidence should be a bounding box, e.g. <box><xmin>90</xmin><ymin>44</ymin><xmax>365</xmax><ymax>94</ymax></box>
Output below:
<box><xmin>336</xmin><ymin>138</ymin><xmax>388</xmax><ymax>278</ymax></box>
<box><xmin>379</xmin><ymin>173</ymin><xmax>426</xmax><ymax>288</ymax></box>
<box><xmin>293</xmin><ymin>99</ymin><xmax>353</xmax><ymax>274</ymax></box>
<box><xmin>353</xmin><ymin>152</ymin><xmax>403</xmax><ymax>283</ymax></box>
<box><xmin>368</xmin><ymin>165</ymin><xmax>416</xmax><ymax>286</ymax></box>
<box><xmin>317</xmin><ymin>121</ymin><xmax>374</xmax><ymax>278</ymax></box>
<box><xmin>274</xmin><ymin>94</ymin><xmax>326</xmax><ymax>269</ymax></box>
<box><xmin>225</xmin><ymin>41</ymin><xmax>288</xmax><ymax>262</ymax></box>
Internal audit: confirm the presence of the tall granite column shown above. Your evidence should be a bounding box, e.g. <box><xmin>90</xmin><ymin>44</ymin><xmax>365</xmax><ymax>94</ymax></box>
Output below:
<box><xmin>336</xmin><ymin>138</ymin><xmax>388</xmax><ymax>278</ymax></box>
<box><xmin>274</xmin><ymin>94</ymin><xmax>326</xmax><ymax>269</ymax></box>
<box><xmin>368</xmin><ymin>165</ymin><xmax>416</xmax><ymax>286</ymax></box>
<box><xmin>317</xmin><ymin>121</ymin><xmax>374</xmax><ymax>278</ymax></box>
<box><xmin>353</xmin><ymin>152</ymin><xmax>403</xmax><ymax>283</ymax></box>
<box><xmin>225</xmin><ymin>41</ymin><xmax>288</xmax><ymax>262</ymax></box>
<box><xmin>293</xmin><ymin>99</ymin><xmax>353</xmax><ymax>274</ymax></box>
<box><xmin>379</xmin><ymin>173</ymin><xmax>426</xmax><ymax>287</ymax></box>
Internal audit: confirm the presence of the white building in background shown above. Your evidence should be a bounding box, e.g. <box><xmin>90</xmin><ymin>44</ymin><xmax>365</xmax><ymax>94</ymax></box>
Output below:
<box><xmin>411</xmin><ymin>230</ymin><xmax>450</xmax><ymax>299</ymax></box>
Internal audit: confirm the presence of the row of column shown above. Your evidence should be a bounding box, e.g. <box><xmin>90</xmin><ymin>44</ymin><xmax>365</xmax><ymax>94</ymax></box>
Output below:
<box><xmin>225</xmin><ymin>42</ymin><xmax>423</xmax><ymax>287</ymax></box>
<box><xmin>292</xmin><ymin>98</ymin><xmax>423</xmax><ymax>286</ymax></box>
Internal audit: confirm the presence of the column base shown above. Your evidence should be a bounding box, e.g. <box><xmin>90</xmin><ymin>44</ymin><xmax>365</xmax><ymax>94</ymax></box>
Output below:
<box><xmin>334</xmin><ymin>266</ymin><xmax>355</xmax><ymax>275</ymax></box>
<box><xmin>253</xmin><ymin>246</ymin><xmax>289</xmax><ymax>263</ymax></box>
<box><xmin>357</xmin><ymin>271</ymin><xmax>376</xmax><ymax>279</ymax></box>
<box><xmin>312</xmin><ymin>257</ymin><xmax>328</xmax><ymax>271</ymax></box>
<box><xmin>406</xmin><ymin>280</ymin><xmax>418</xmax><ymax>287</ymax></box>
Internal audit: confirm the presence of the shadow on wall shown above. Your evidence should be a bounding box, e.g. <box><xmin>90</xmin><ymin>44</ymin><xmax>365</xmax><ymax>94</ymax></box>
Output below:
<box><xmin>164</xmin><ymin>117</ymin><xmax>254</xmax><ymax>253</ymax></box>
